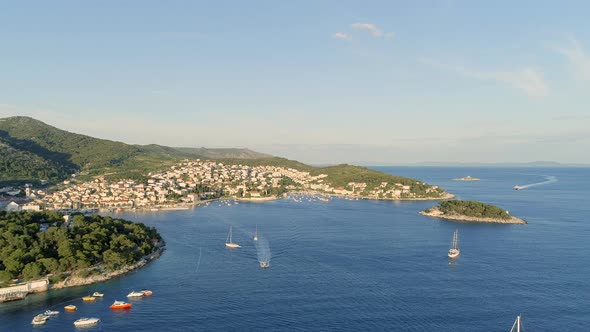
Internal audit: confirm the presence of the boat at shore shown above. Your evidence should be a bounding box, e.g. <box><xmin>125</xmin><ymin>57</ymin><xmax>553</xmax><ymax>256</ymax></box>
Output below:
<box><xmin>74</xmin><ymin>317</ymin><xmax>100</xmax><ymax>327</ymax></box>
<box><xmin>127</xmin><ymin>290</ymin><xmax>144</xmax><ymax>298</ymax></box>
<box><xmin>82</xmin><ymin>295</ymin><xmax>96</xmax><ymax>301</ymax></box>
<box><xmin>31</xmin><ymin>314</ymin><xmax>49</xmax><ymax>325</ymax></box>
<box><xmin>448</xmin><ymin>229</ymin><xmax>460</xmax><ymax>258</ymax></box>
<box><xmin>110</xmin><ymin>300</ymin><xmax>132</xmax><ymax>309</ymax></box>
<box><xmin>92</xmin><ymin>292</ymin><xmax>104</xmax><ymax>297</ymax></box>
<box><xmin>64</xmin><ymin>305</ymin><xmax>77</xmax><ymax>312</ymax></box>
<box><xmin>225</xmin><ymin>226</ymin><xmax>241</xmax><ymax>248</ymax></box>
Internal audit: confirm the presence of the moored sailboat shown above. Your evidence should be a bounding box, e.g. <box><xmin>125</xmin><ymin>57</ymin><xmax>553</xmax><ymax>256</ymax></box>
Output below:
<box><xmin>448</xmin><ymin>229</ymin><xmax>460</xmax><ymax>258</ymax></box>
<box><xmin>225</xmin><ymin>226</ymin><xmax>241</xmax><ymax>248</ymax></box>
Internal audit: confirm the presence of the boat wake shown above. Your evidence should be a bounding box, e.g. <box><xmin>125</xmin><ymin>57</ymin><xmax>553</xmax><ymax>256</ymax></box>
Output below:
<box><xmin>255</xmin><ymin>237</ymin><xmax>271</xmax><ymax>266</ymax></box>
<box><xmin>195</xmin><ymin>247</ymin><xmax>202</xmax><ymax>274</ymax></box>
<box><xmin>515</xmin><ymin>175</ymin><xmax>557</xmax><ymax>190</ymax></box>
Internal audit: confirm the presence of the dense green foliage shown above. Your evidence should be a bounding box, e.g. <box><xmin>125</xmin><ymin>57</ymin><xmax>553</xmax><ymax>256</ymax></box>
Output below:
<box><xmin>0</xmin><ymin>140</ymin><xmax>70</xmax><ymax>184</ymax></box>
<box><xmin>0</xmin><ymin>211</ymin><xmax>161</xmax><ymax>285</ymax></box>
<box><xmin>438</xmin><ymin>200</ymin><xmax>511</xmax><ymax>219</ymax></box>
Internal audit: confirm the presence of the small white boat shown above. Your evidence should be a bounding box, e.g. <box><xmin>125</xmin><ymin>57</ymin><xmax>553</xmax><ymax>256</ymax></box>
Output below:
<box><xmin>509</xmin><ymin>315</ymin><xmax>523</xmax><ymax>332</ymax></box>
<box><xmin>92</xmin><ymin>292</ymin><xmax>104</xmax><ymax>297</ymax></box>
<box><xmin>259</xmin><ymin>261</ymin><xmax>270</xmax><ymax>268</ymax></box>
<box><xmin>448</xmin><ymin>229</ymin><xmax>460</xmax><ymax>258</ymax></box>
<box><xmin>225</xmin><ymin>226</ymin><xmax>241</xmax><ymax>248</ymax></box>
<box><xmin>73</xmin><ymin>317</ymin><xmax>100</xmax><ymax>327</ymax></box>
<box><xmin>127</xmin><ymin>291</ymin><xmax>144</xmax><ymax>298</ymax></box>
<box><xmin>44</xmin><ymin>310</ymin><xmax>60</xmax><ymax>316</ymax></box>
<box><xmin>514</xmin><ymin>185</ymin><xmax>524</xmax><ymax>190</ymax></box>
<box><xmin>31</xmin><ymin>314</ymin><xmax>49</xmax><ymax>325</ymax></box>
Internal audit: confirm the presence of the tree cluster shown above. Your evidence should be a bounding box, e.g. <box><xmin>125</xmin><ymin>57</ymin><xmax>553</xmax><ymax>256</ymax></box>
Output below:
<box><xmin>438</xmin><ymin>200</ymin><xmax>510</xmax><ymax>219</ymax></box>
<box><xmin>0</xmin><ymin>211</ymin><xmax>161</xmax><ymax>286</ymax></box>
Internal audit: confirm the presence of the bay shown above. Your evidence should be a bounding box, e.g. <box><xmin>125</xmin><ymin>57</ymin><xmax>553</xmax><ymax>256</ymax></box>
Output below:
<box><xmin>1</xmin><ymin>167</ymin><xmax>589</xmax><ymax>331</ymax></box>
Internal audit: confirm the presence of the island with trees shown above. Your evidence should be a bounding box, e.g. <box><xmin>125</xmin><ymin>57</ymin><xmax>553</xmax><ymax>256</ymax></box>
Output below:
<box><xmin>0</xmin><ymin>211</ymin><xmax>164</xmax><ymax>297</ymax></box>
<box><xmin>453</xmin><ymin>176</ymin><xmax>480</xmax><ymax>181</ymax></box>
<box><xmin>420</xmin><ymin>200</ymin><xmax>526</xmax><ymax>224</ymax></box>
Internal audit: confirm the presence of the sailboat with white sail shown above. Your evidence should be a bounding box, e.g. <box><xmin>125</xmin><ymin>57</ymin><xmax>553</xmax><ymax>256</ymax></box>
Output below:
<box><xmin>509</xmin><ymin>315</ymin><xmax>523</xmax><ymax>332</ymax></box>
<box><xmin>448</xmin><ymin>229</ymin><xmax>460</xmax><ymax>258</ymax></box>
<box><xmin>225</xmin><ymin>226</ymin><xmax>241</xmax><ymax>248</ymax></box>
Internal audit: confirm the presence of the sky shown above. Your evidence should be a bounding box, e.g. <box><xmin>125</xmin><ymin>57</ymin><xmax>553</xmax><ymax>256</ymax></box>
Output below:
<box><xmin>1</xmin><ymin>1</ymin><xmax>589</xmax><ymax>165</ymax></box>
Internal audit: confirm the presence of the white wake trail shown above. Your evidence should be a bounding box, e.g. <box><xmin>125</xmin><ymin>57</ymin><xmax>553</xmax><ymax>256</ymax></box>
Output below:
<box><xmin>516</xmin><ymin>175</ymin><xmax>558</xmax><ymax>190</ymax></box>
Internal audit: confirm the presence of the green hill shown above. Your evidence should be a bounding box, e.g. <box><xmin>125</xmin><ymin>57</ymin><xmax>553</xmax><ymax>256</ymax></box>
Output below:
<box><xmin>0</xmin><ymin>116</ymin><xmax>275</xmax><ymax>185</ymax></box>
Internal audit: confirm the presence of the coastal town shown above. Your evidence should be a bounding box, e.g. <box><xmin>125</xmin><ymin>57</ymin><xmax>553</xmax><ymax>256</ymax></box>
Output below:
<box><xmin>1</xmin><ymin>160</ymin><xmax>446</xmax><ymax>212</ymax></box>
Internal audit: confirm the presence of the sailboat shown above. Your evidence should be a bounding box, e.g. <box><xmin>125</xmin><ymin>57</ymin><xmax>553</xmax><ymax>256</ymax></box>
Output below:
<box><xmin>448</xmin><ymin>229</ymin><xmax>460</xmax><ymax>258</ymax></box>
<box><xmin>253</xmin><ymin>225</ymin><xmax>259</xmax><ymax>241</ymax></box>
<box><xmin>509</xmin><ymin>315</ymin><xmax>523</xmax><ymax>332</ymax></box>
<box><xmin>225</xmin><ymin>226</ymin><xmax>241</xmax><ymax>248</ymax></box>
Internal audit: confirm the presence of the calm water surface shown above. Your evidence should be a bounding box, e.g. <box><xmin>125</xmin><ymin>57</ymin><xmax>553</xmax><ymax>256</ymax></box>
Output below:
<box><xmin>1</xmin><ymin>167</ymin><xmax>589</xmax><ymax>331</ymax></box>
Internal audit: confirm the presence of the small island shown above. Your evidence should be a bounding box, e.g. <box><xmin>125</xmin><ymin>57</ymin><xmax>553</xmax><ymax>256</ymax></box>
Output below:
<box><xmin>0</xmin><ymin>211</ymin><xmax>164</xmax><ymax>302</ymax></box>
<box><xmin>420</xmin><ymin>200</ymin><xmax>526</xmax><ymax>224</ymax></box>
<box><xmin>453</xmin><ymin>176</ymin><xmax>480</xmax><ymax>181</ymax></box>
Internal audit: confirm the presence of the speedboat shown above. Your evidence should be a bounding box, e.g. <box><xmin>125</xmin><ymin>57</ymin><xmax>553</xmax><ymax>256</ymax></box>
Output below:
<box><xmin>73</xmin><ymin>317</ymin><xmax>100</xmax><ymax>327</ymax></box>
<box><xmin>514</xmin><ymin>185</ymin><xmax>524</xmax><ymax>190</ymax></box>
<box><xmin>31</xmin><ymin>314</ymin><xmax>49</xmax><ymax>325</ymax></box>
<box><xmin>43</xmin><ymin>310</ymin><xmax>60</xmax><ymax>316</ymax></box>
<box><xmin>140</xmin><ymin>289</ymin><xmax>153</xmax><ymax>296</ymax></box>
<box><xmin>64</xmin><ymin>305</ymin><xmax>77</xmax><ymax>312</ymax></box>
<box><xmin>82</xmin><ymin>295</ymin><xmax>96</xmax><ymax>301</ymax></box>
<box><xmin>92</xmin><ymin>292</ymin><xmax>104</xmax><ymax>297</ymax></box>
<box><xmin>260</xmin><ymin>261</ymin><xmax>270</xmax><ymax>268</ymax></box>
<box><xmin>127</xmin><ymin>291</ymin><xmax>144</xmax><ymax>298</ymax></box>
<box><xmin>110</xmin><ymin>300</ymin><xmax>132</xmax><ymax>309</ymax></box>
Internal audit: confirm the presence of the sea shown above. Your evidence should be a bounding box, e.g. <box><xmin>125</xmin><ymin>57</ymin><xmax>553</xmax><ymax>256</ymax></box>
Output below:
<box><xmin>1</xmin><ymin>167</ymin><xmax>589</xmax><ymax>331</ymax></box>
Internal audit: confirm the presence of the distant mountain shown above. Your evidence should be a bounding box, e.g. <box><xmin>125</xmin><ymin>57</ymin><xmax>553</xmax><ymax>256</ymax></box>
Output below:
<box><xmin>173</xmin><ymin>147</ymin><xmax>272</xmax><ymax>159</ymax></box>
<box><xmin>0</xmin><ymin>116</ymin><xmax>274</xmax><ymax>184</ymax></box>
<box><xmin>389</xmin><ymin>161</ymin><xmax>589</xmax><ymax>168</ymax></box>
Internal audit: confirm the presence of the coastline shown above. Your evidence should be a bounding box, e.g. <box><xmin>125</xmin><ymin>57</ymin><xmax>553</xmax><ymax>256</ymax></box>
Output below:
<box><xmin>51</xmin><ymin>244</ymin><xmax>165</xmax><ymax>290</ymax></box>
<box><xmin>419</xmin><ymin>207</ymin><xmax>526</xmax><ymax>224</ymax></box>
<box><xmin>0</xmin><ymin>244</ymin><xmax>166</xmax><ymax>301</ymax></box>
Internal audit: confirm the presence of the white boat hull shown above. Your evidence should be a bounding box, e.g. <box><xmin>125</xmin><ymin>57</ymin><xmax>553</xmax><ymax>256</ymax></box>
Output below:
<box><xmin>448</xmin><ymin>249</ymin><xmax>460</xmax><ymax>258</ymax></box>
<box><xmin>74</xmin><ymin>318</ymin><xmax>100</xmax><ymax>327</ymax></box>
<box><xmin>225</xmin><ymin>243</ymin><xmax>241</xmax><ymax>248</ymax></box>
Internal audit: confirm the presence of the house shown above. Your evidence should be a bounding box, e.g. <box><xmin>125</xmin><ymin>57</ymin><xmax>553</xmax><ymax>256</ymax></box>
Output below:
<box><xmin>22</xmin><ymin>202</ymin><xmax>41</xmax><ymax>212</ymax></box>
<box><xmin>5</xmin><ymin>201</ymin><xmax>21</xmax><ymax>212</ymax></box>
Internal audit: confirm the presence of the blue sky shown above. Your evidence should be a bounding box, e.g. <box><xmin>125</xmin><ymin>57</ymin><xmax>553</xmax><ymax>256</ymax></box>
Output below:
<box><xmin>1</xmin><ymin>1</ymin><xmax>589</xmax><ymax>164</ymax></box>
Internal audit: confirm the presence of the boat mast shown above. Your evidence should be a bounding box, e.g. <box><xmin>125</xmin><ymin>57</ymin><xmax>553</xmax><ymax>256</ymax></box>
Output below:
<box><xmin>510</xmin><ymin>315</ymin><xmax>521</xmax><ymax>332</ymax></box>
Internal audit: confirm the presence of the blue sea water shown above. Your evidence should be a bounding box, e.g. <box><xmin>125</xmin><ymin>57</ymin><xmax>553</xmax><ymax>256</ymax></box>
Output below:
<box><xmin>1</xmin><ymin>167</ymin><xmax>589</xmax><ymax>331</ymax></box>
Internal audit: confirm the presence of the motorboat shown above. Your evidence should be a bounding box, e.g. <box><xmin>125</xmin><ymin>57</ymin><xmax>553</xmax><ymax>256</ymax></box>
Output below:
<box><xmin>64</xmin><ymin>305</ymin><xmax>77</xmax><ymax>312</ymax></box>
<box><xmin>31</xmin><ymin>314</ymin><xmax>49</xmax><ymax>325</ymax></box>
<box><xmin>127</xmin><ymin>291</ymin><xmax>144</xmax><ymax>298</ymax></box>
<box><xmin>141</xmin><ymin>289</ymin><xmax>153</xmax><ymax>296</ymax></box>
<box><xmin>43</xmin><ymin>310</ymin><xmax>60</xmax><ymax>316</ymax></box>
<box><xmin>82</xmin><ymin>295</ymin><xmax>96</xmax><ymax>301</ymax></box>
<box><xmin>260</xmin><ymin>261</ymin><xmax>270</xmax><ymax>268</ymax></box>
<box><xmin>514</xmin><ymin>185</ymin><xmax>524</xmax><ymax>190</ymax></box>
<box><xmin>448</xmin><ymin>229</ymin><xmax>460</xmax><ymax>258</ymax></box>
<box><xmin>73</xmin><ymin>317</ymin><xmax>100</xmax><ymax>327</ymax></box>
<box><xmin>92</xmin><ymin>292</ymin><xmax>104</xmax><ymax>297</ymax></box>
<box><xmin>110</xmin><ymin>300</ymin><xmax>132</xmax><ymax>309</ymax></box>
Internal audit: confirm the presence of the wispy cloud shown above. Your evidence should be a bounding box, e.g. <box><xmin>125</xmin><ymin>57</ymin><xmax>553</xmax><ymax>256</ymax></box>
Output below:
<box><xmin>333</xmin><ymin>32</ymin><xmax>352</xmax><ymax>41</ymax></box>
<box><xmin>351</xmin><ymin>23</ymin><xmax>383</xmax><ymax>38</ymax></box>
<box><xmin>551</xmin><ymin>37</ymin><xmax>590</xmax><ymax>80</ymax></box>
<box><xmin>421</xmin><ymin>58</ymin><xmax>548</xmax><ymax>98</ymax></box>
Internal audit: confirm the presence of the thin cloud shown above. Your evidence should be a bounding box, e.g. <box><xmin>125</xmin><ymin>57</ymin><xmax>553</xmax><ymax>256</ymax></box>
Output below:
<box><xmin>351</xmin><ymin>23</ymin><xmax>383</xmax><ymax>37</ymax></box>
<box><xmin>333</xmin><ymin>32</ymin><xmax>352</xmax><ymax>41</ymax></box>
<box><xmin>551</xmin><ymin>37</ymin><xmax>590</xmax><ymax>80</ymax></box>
<box><xmin>421</xmin><ymin>58</ymin><xmax>548</xmax><ymax>98</ymax></box>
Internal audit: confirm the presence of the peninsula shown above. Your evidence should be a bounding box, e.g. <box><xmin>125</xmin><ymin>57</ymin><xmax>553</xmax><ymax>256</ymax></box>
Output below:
<box><xmin>0</xmin><ymin>116</ymin><xmax>454</xmax><ymax>212</ymax></box>
<box><xmin>0</xmin><ymin>211</ymin><xmax>164</xmax><ymax>302</ymax></box>
<box><xmin>453</xmin><ymin>176</ymin><xmax>480</xmax><ymax>181</ymax></box>
<box><xmin>420</xmin><ymin>200</ymin><xmax>526</xmax><ymax>224</ymax></box>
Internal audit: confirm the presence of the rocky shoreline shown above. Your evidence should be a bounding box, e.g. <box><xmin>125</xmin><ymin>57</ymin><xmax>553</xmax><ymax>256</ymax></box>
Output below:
<box><xmin>50</xmin><ymin>245</ymin><xmax>165</xmax><ymax>291</ymax></box>
<box><xmin>419</xmin><ymin>206</ymin><xmax>526</xmax><ymax>224</ymax></box>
